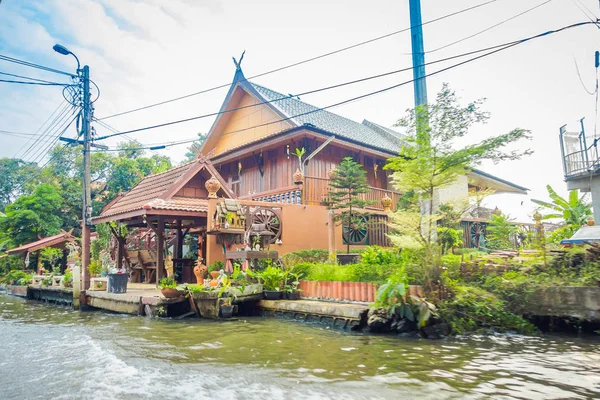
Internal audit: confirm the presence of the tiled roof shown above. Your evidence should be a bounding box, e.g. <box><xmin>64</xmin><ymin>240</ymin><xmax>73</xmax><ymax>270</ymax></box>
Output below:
<box><xmin>147</xmin><ymin>197</ymin><xmax>208</xmax><ymax>213</ymax></box>
<box><xmin>99</xmin><ymin>161</ymin><xmax>196</xmax><ymax>217</ymax></box>
<box><xmin>6</xmin><ymin>232</ymin><xmax>75</xmax><ymax>255</ymax></box>
<box><xmin>249</xmin><ymin>82</ymin><xmax>405</xmax><ymax>153</ymax></box>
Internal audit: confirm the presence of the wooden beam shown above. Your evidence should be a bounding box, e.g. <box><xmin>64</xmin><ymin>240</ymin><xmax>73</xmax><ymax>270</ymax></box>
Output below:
<box><xmin>156</xmin><ymin>216</ymin><xmax>165</xmax><ymax>288</ymax></box>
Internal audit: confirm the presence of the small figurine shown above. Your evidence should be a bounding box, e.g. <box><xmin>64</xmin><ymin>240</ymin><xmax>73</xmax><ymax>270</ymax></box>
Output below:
<box><xmin>165</xmin><ymin>254</ymin><xmax>174</xmax><ymax>278</ymax></box>
<box><xmin>193</xmin><ymin>257</ymin><xmax>207</xmax><ymax>284</ymax></box>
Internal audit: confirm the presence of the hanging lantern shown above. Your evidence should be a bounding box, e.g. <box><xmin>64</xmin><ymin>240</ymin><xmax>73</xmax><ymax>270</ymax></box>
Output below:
<box><xmin>238</xmin><ymin>161</ymin><xmax>242</xmax><ymax>176</ymax></box>
<box><xmin>286</xmin><ymin>144</ymin><xmax>290</xmax><ymax>159</ymax></box>
<box><xmin>374</xmin><ymin>163</ymin><xmax>379</xmax><ymax>179</ymax></box>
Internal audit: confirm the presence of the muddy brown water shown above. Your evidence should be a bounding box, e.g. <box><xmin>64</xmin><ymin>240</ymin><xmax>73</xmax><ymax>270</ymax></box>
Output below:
<box><xmin>0</xmin><ymin>294</ymin><xmax>599</xmax><ymax>399</ymax></box>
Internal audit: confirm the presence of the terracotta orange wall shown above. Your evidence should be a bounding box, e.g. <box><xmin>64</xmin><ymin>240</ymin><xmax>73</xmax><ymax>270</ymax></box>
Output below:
<box><xmin>205</xmin><ymin>199</ymin><xmax>350</xmax><ymax>266</ymax></box>
<box><xmin>213</xmin><ymin>91</ymin><xmax>293</xmax><ymax>155</ymax></box>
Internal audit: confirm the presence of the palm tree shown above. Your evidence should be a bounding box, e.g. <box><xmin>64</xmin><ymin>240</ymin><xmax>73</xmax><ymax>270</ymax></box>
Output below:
<box><xmin>532</xmin><ymin>185</ymin><xmax>592</xmax><ymax>226</ymax></box>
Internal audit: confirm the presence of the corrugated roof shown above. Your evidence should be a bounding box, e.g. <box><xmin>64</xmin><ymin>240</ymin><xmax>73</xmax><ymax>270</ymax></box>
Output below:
<box><xmin>249</xmin><ymin>82</ymin><xmax>405</xmax><ymax>153</ymax></box>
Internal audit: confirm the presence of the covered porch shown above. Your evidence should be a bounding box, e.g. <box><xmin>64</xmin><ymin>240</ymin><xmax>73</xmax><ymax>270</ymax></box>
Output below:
<box><xmin>6</xmin><ymin>230</ymin><xmax>76</xmax><ymax>274</ymax></box>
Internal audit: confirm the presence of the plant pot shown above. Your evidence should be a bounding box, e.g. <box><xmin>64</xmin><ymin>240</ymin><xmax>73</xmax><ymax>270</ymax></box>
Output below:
<box><xmin>263</xmin><ymin>290</ymin><xmax>282</xmax><ymax>300</ymax></box>
<box><xmin>336</xmin><ymin>254</ymin><xmax>360</xmax><ymax>265</ymax></box>
<box><xmin>285</xmin><ymin>291</ymin><xmax>300</xmax><ymax>300</ymax></box>
<box><xmin>220</xmin><ymin>305</ymin><xmax>234</xmax><ymax>318</ymax></box>
<box><xmin>161</xmin><ymin>288</ymin><xmax>184</xmax><ymax>298</ymax></box>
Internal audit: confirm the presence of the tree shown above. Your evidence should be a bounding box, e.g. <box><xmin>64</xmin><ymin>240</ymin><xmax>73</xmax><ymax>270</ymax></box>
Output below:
<box><xmin>532</xmin><ymin>185</ymin><xmax>592</xmax><ymax>226</ymax></box>
<box><xmin>0</xmin><ymin>158</ymin><xmax>39</xmax><ymax>211</ymax></box>
<box><xmin>384</xmin><ymin>84</ymin><xmax>531</xmax><ymax>288</ymax></box>
<box><xmin>0</xmin><ymin>184</ymin><xmax>64</xmax><ymax>247</ymax></box>
<box><xmin>486</xmin><ymin>213</ymin><xmax>518</xmax><ymax>250</ymax></box>
<box><xmin>327</xmin><ymin>157</ymin><xmax>373</xmax><ymax>254</ymax></box>
<box><xmin>184</xmin><ymin>132</ymin><xmax>208</xmax><ymax>162</ymax></box>
<box><xmin>384</xmin><ymin>84</ymin><xmax>530</xmax><ymax>244</ymax></box>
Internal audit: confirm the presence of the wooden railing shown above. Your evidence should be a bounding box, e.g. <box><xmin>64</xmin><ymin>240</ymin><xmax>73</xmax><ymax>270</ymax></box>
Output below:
<box><xmin>238</xmin><ymin>185</ymin><xmax>303</xmax><ymax>204</ymax></box>
<box><xmin>304</xmin><ymin>176</ymin><xmax>401</xmax><ymax>211</ymax></box>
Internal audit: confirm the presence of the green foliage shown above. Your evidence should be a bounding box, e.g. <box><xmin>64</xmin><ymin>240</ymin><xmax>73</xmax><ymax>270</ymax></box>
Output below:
<box><xmin>532</xmin><ymin>185</ymin><xmax>592</xmax><ymax>226</ymax></box>
<box><xmin>158</xmin><ymin>277</ymin><xmax>177</xmax><ymax>289</ymax></box>
<box><xmin>2</xmin><ymin>270</ymin><xmax>31</xmax><ymax>285</ymax></box>
<box><xmin>63</xmin><ymin>270</ymin><xmax>73</xmax><ymax>287</ymax></box>
<box><xmin>255</xmin><ymin>266</ymin><xmax>286</xmax><ymax>291</ymax></box>
<box><xmin>0</xmin><ymin>184</ymin><xmax>64</xmax><ymax>247</ymax></box>
<box><xmin>303</xmin><ymin>263</ymin><xmax>354</xmax><ymax>282</ymax></box>
<box><xmin>327</xmin><ymin>157</ymin><xmax>373</xmax><ymax>253</ymax></box>
<box><xmin>437</xmin><ymin>285</ymin><xmax>537</xmax><ymax>335</ymax></box>
<box><xmin>281</xmin><ymin>249</ymin><xmax>329</xmax><ymax>267</ymax></box>
<box><xmin>183</xmin><ymin>133</ymin><xmax>208</xmax><ymax>162</ymax></box>
<box><xmin>88</xmin><ymin>260</ymin><xmax>102</xmax><ymax>277</ymax></box>
<box><xmin>0</xmin><ymin>158</ymin><xmax>40</xmax><ymax>211</ymax></box>
<box><xmin>360</xmin><ymin>246</ymin><xmax>401</xmax><ymax>265</ymax></box>
<box><xmin>208</xmin><ymin>261</ymin><xmax>224</xmax><ymax>273</ymax></box>
<box><xmin>437</xmin><ymin>227</ymin><xmax>463</xmax><ymax>254</ymax></box>
<box><xmin>40</xmin><ymin>247</ymin><xmax>62</xmax><ymax>273</ymax></box>
<box><xmin>486</xmin><ymin>213</ymin><xmax>518</xmax><ymax>250</ymax></box>
<box><xmin>0</xmin><ymin>255</ymin><xmax>24</xmax><ymax>276</ymax></box>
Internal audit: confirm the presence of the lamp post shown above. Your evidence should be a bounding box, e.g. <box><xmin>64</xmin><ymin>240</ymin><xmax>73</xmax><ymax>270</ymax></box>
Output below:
<box><xmin>53</xmin><ymin>43</ymin><xmax>92</xmax><ymax>291</ymax></box>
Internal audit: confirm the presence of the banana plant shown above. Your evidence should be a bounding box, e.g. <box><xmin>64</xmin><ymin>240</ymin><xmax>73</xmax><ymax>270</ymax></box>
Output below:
<box><xmin>532</xmin><ymin>185</ymin><xmax>592</xmax><ymax>226</ymax></box>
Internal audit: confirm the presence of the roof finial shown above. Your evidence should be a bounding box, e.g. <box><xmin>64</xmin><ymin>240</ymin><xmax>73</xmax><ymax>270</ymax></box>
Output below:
<box><xmin>232</xmin><ymin>50</ymin><xmax>245</xmax><ymax>71</ymax></box>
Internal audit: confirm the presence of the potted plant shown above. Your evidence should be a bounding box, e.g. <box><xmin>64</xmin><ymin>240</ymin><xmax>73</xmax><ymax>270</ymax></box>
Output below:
<box><xmin>62</xmin><ymin>269</ymin><xmax>73</xmax><ymax>288</ymax></box>
<box><xmin>159</xmin><ymin>277</ymin><xmax>183</xmax><ymax>298</ymax></box>
<box><xmin>284</xmin><ymin>271</ymin><xmax>302</xmax><ymax>300</ymax></box>
<box><xmin>88</xmin><ymin>261</ymin><xmax>102</xmax><ymax>277</ymax></box>
<box><xmin>256</xmin><ymin>266</ymin><xmax>285</xmax><ymax>300</ymax></box>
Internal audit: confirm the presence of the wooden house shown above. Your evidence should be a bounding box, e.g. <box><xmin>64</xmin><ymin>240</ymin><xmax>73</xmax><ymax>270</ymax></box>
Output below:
<box><xmin>95</xmin><ymin>65</ymin><xmax>528</xmax><ymax>284</ymax></box>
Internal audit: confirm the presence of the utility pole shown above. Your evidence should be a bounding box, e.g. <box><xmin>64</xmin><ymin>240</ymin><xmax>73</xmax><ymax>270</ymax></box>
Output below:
<box><xmin>409</xmin><ymin>0</ymin><xmax>428</xmax><ymax>109</ymax></box>
<box><xmin>81</xmin><ymin>65</ymin><xmax>92</xmax><ymax>291</ymax></box>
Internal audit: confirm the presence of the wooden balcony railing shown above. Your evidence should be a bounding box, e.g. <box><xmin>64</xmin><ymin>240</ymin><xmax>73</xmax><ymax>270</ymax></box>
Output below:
<box><xmin>238</xmin><ymin>185</ymin><xmax>303</xmax><ymax>204</ymax></box>
<box><xmin>304</xmin><ymin>176</ymin><xmax>401</xmax><ymax>211</ymax></box>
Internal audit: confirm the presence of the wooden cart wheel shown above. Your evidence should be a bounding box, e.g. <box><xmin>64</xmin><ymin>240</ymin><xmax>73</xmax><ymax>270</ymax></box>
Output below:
<box><xmin>342</xmin><ymin>214</ymin><xmax>368</xmax><ymax>245</ymax></box>
<box><xmin>470</xmin><ymin>222</ymin><xmax>486</xmax><ymax>248</ymax></box>
<box><xmin>251</xmin><ymin>208</ymin><xmax>282</xmax><ymax>244</ymax></box>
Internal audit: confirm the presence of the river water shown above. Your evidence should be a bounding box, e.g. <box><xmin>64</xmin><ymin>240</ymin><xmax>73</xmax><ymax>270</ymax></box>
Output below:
<box><xmin>0</xmin><ymin>294</ymin><xmax>599</xmax><ymax>400</ymax></box>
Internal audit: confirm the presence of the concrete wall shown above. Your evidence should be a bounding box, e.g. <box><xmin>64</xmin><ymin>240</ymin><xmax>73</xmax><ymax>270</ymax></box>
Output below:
<box><xmin>434</xmin><ymin>175</ymin><xmax>469</xmax><ymax>211</ymax></box>
<box><xmin>529</xmin><ymin>286</ymin><xmax>600</xmax><ymax>321</ymax></box>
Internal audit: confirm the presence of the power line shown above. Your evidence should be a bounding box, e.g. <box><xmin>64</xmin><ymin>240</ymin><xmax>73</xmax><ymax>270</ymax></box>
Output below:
<box><xmin>20</xmin><ymin>103</ymin><xmax>75</xmax><ymax>162</ymax></box>
<box><xmin>574</xmin><ymin>57</ymin><xmax>596</xmax><ymax>95</ymax></box>
<box><xmin>12</xmin><ymin>100</ymin><xmax>67</xmax><ymax>159</ymax></box>
<box><xmin>96</xmin><ymin>0</ymin><xmax>498</xmax><ymax>121</ymax></box>
<box><xmin>96</xmin><ymin>21</ymin><xmax>597</xmax><ymax>142</ymax></box>
<box><xmin>0</xmin><ymin>78</ymin><xmax>72</xmax><ymax>86</ymax></box>
<box><xmin>0</xmin><ymin>54</ymin><xmax>75</xmax><ymax>78</ymax></box>
<box><xmin>0</xmin><ymin>71</ymin><xmax>65</xmax><ymax>84</ymax></box>
<box><xmin>25</xmin><ymin>109</ymin><xmax>78</xmax><ymax>164</ymax></box>
<box><xmin>424</xmin><ymin>0</ymin><xmax>554</xmax><ymax>54</ymax></box>
<box><xmin>97</xmin><ymin>20</ymin><xmax>598</xmax><ymax>152</ymax></box>
<box><xmin>570</xmin><ymin>0</ymin><xmax>600</xmax><ymax>29</ymax></box>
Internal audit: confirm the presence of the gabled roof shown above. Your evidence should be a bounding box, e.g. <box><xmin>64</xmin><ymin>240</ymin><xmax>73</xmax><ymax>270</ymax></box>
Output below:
<box><xmin>97</xmin><ymin>158</ymin><xmax>234</xmax><ymax>219</ymax></box>
<box><xmin>248</xmin><ymin>82</ymin><xmax>405</xmax><ymax>153</ymax></box>
<box><xmin>6</xmin><ymin>231</ymin><xmax>75</xmax><ymax>255</ymax></box>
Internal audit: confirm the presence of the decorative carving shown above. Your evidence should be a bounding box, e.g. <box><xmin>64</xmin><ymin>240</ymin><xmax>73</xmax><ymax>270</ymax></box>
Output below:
<box><xmin>212</xmin><ymin>199</ymin><xmax>247</xmax><ymax>231</ymax></box>
<box><xmin>205</xmin><ymin>176</ymin><xmax>221</xmax><ymax>199</ymax></box>
<box><xmin>587</xmin><ymin>217</ymin><xmax>595</xmax><ymax>226</ymax></box>
<box><xmin>381</xmin><ymin>194</ymin><xmax>392</xmax><ymax>212</ymax></box>
<box><xmin>293</xmin><ymin>168</ymin><xmax>304</xmax><ymax>185</ymax></box>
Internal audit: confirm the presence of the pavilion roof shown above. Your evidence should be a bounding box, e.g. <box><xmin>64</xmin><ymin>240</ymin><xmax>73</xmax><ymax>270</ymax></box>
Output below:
<box><xmin>97</xmin><ymin>158</ymin><xmax>232</xmax><ymax>221</ymax></box>
<box><xmin>6</xmin><ymin>231</ymin><xmax>75</xmax><ymax>255</ymax></box>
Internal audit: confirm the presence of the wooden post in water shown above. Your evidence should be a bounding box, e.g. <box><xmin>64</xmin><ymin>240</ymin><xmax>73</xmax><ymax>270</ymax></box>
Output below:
<box><xmin>72</xmin><ymin>266</ymin><xmax>81</xmax><ymax>310</ymax></box>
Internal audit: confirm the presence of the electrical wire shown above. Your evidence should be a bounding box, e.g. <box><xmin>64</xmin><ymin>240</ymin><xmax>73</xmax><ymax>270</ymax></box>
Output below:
<box><xmin>11</xmin><ymin>100</ymin><xmax>67</xmax><ymax>159</ymax></box>
<box><xmin>0</xmin><ymin>54</ymin><xmax>75</xmax><ymax>77</ymax></box>
<box><xmin>95</xmin><ymin>20</ymin><xmax>599</xmax><ymax>153</ymax></box>
<box><xmin>570</xmin><ymin>0</ymin><xmax>600</xmax><ymax>29</ymax></box>
<box><xmin>25</xmin><ymin>107</ymin><xmax>78</xmax><ymax>163</ymax></box>
<box><xmin>574</xmin><ymin>57</ymin><xmax>596</xmax><ymax>95</ymax></box>
<box><xmin>0</xmin><ymin>71</ymin><xmax>66</xmax><ymax>84</ymax></box>
<box><xmin>0</xmin><ymin>78</ymin><xmax>73</xmax><ymax>86</ymax></box>
<box><xmin>20</xmin><ymin>103</ymin><xmax>75</xmax><ymax>161</ymax></box>
<box><xmin>28</xmin><ymin>111</ymin><xmax>80</xmax><ymax>166</ymax></box>
<box><xmin>95</xmin><ymin>21</ymin><xmax>597</xmax><ymax>143</ymax></box>
<box><xmin>96</xmin><ymin>0</ymin><xmax>498</xmax><ymax>121</ymax></box>
<box><xmin>423</xmin><ymin>0</ymin><xmax>554</xmax><ymax>54</ymax></box>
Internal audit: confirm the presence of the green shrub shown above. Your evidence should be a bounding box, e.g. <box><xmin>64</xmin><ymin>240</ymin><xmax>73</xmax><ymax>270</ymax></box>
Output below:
<box><xmin>255</xmin><ymin>266</ymin><xmax>286</xmax><ymax>291</ymax></box>
<box><xmin>3</xmin><ymin>270</ymin><xmax>31</xmax><ymax>285</ymax></box>
<box><xmin>438</xmin><ymin>285</ymin><xmax>537</xmax><ymax>335</ymax></box>
<box><xmin>88</xmin><ymin>260</ymin><xmax>102</xmax><ymax>276</ymax></box>
<box><xmin>281</xmin><ymin>249</ymin><xmax>329</xmax><ymax>267</ymax></box>
<box><xmin>304</xmin><ymin>263</ymin><xmax>354</xmax><ymax>282</ymax></box>
<box><xmin>208</xmin><ymin>261</ymin><xmax>224</xmax><ymax>273</ymax></box>
<box><xmin>359</xmin><ymin>246</ymin><xmax>401</xmax><ymax>265</ymax></box>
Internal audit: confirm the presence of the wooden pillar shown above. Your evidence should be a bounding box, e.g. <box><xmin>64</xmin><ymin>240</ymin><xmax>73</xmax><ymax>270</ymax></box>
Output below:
<box><xmin>156</xmin><ymin>217</ymin><xmax>164</xmax><ymax>287</ymax></box>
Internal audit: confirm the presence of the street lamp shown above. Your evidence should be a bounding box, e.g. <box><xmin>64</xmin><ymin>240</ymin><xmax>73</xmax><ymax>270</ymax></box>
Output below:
<box><xmin>53</xmin><ymin>43</ymin><xmax>80</xmax><ymax>71</ymax></box>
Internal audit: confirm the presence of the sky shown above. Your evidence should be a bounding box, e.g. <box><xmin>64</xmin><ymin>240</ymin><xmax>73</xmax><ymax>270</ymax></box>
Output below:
<box><xmin>0</xmin><ymin>0</ymin><xmax>599</xmax><ymax>222</ymax></box>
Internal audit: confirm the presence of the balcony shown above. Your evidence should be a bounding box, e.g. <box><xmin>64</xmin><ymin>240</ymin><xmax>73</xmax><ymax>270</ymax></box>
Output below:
<box><xmin>304</xmin><ymin>176</ymin><xmax>401</xmax><ymax>211</ymax></box>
